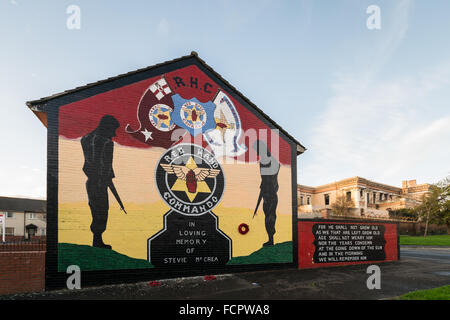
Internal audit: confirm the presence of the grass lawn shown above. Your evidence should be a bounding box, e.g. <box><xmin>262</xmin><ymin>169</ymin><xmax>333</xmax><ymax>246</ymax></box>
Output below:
<box><xmin>58</xmin><ymin>241</ymin><xmax>293</xmax><ymax>271</ymax></box>
<box><xmin>400</xmin><ymin>234</ymin><xmax>450</xmax><ymax>246</ymax></box>
<box><xmin>58</xmin><ymin>243</ymin><xmax>154</xmax><ymax>271</ymax></box>
<box><xmin>398</xmin><ymin>285</ymin><xmax>450</xmax><ymax>300</ymax></box>
<box><xmin>227</xmin><ymin>241</ymin><xmax>292</xmax><ymax>265</ymax></box>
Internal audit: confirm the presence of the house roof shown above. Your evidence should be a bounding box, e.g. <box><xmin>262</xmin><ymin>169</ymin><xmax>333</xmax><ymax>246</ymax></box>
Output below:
<box><xmin>26</xmin><ymin>52</ymin><xmax>306</xmax><ymax>155</ymax></box>
<box><xmin>298</xmin><ymin>176</ymin><xmax>403</xmax><ymax>194</ymax></box>
<box><xmin>0</xmin><ymin>197</ymin><xmax>46</xmax><ymax>213</ymax></box>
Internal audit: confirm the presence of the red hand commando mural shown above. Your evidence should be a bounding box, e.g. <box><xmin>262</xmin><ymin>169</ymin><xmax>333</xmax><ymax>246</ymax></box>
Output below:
<box><xmin>57</xmin><ymin>63</ymin><xmax>294</xmax><ymax>272</ymax></box>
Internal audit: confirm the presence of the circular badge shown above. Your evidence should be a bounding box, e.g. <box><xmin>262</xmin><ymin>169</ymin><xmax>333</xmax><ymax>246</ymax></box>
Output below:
<box><xmin>180</xmin><ymin>101</ymin><xmax>207</xmax><ymax>129</ymax></box>
<box><xmin>155</xmin><ymin>144</ymin><xmax>225</xmax><ymax>216</ymax></box>
<box><xmin>149</xmin><ymin>104</ymin><xmax>175</xmax><ymax>132</ymax></box>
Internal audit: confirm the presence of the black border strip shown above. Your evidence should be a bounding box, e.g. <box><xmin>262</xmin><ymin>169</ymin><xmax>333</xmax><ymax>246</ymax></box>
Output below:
<box><xmin>291</xmin><ymin>141</ymin><xmax>299</xmax><ymax>268</ymax></box>
<box><xmin>45</xmin><ymin>103</ymin><xmax>59</xmax><ymax>290</ymax></box>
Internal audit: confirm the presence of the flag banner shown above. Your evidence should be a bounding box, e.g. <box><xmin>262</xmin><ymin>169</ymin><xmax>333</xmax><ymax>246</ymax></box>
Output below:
<box><xmin>126</xmin><ymin>77</ymin><xmax>186</xmax><ymax>149</ymax></box>
<box><xmin>150</xmin><ymin>77</ymin><xmax>172</xmax><ymax>100</ymax></box>
<box><xmin>204</xmin><ymin>90</ymin><xmax>247</xmax><ymax>157</ymax></box>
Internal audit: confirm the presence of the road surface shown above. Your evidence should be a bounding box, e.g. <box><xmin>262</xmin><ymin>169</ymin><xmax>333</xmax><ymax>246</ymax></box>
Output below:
<box><xmin>2</xmin><ymin>246</ymin><xmax>449</xmax><ymax>300</ymax></box>
<box><xmin>400</xmin><ymin>246</ymin><xmax>450</xmax><ymax>265</ymax></box>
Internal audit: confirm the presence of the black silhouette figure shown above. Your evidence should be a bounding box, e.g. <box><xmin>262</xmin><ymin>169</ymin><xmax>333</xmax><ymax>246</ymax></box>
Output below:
<box><xmin>253</xmin><ymin>140</ymin><xmax>280</xmax><ymax>247</ymax></box>
<box><xmin>81</xmin><ymin>115</ymin><xmax>120</xmax><ymax>249</ymax></box>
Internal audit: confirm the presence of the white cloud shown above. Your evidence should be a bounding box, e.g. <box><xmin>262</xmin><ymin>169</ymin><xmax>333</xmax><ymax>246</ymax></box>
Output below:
<box><xmin>156</xmin><ymin>18</ymin><xmax>170</xmax><ymax>38</ymax></box>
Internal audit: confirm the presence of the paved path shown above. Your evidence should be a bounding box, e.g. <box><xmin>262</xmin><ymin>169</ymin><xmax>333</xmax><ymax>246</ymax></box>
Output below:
<box><xmin>2</xmin><ymin>246</ymin><xmax>449</xmax><ymax>300</ymax></box>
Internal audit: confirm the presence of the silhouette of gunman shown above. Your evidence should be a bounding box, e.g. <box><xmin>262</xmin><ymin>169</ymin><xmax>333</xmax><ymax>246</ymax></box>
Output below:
<box><xmin>81</xmin><ymin>115</ymin><xmax>120</xmax><ymax>249</ymax></box>
<box><xmin>253</xmin><ymin>140</ymin><xmax>280</xmax><ymax>247</ymax></box>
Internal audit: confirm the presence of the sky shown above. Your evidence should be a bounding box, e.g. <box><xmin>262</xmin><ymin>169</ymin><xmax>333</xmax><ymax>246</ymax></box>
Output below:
<box><xmin>0</xmin><ymin>0</ymin><xmax>449</xmax><ymax>199</ymax></box>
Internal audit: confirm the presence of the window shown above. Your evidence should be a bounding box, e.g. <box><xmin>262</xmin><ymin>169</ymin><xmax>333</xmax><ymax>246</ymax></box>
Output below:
<box><xmin>307</xmin><ymin>197</ymin><xmax>311</xmax><ymax>205</ymax></box>
<box><xmin>346</xmin><ymin>191</ymin><xmax>352</xmax><ymax>202</ymax></box>
<box><xmin>360</xmin><ymin>189</ymin><xmax>364</xmax><ymax>197</ymax></box>
<box><xmin>28</xmin><ymin>213</ymin><xmax>37</xmax><ymax>219</ymax></box>
<box><xmin>379</xmin><ymin>193</ymin><xmax>383</xmax><ymax>201</ymax></box>
<box><xmin>0</xmin><ymin>227</ymin><xmax>15</xmax><ymax>236</ymax></box>
<box><xmin>300</xmin><ymin>196</ymin><xmax>304</xmax><ymax>205</ymax></box>
<box><xmin>6</xmin><ymin>212</ymin><xmax>14</xmax><ymax>218</ymax></box>
<box><xmin>373</xmin><ymin>193</ymin><xmax>376</xmax><ymax>204</ymax></box>
<box><xmin>324</xmin><ymin>194</ymin><xmax>330</xmax><ymax>206</ymax></box>
<box><xmin>40</xmin><ymin>228</ymin><xmax>46</xmax><ymax>236</ymax></box>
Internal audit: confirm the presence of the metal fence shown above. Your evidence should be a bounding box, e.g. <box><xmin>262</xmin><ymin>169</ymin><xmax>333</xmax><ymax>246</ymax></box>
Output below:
<box><xmin>0</xmin><ymin>239</ymin><xmax>46</xmax><ymax>252</ymax></box>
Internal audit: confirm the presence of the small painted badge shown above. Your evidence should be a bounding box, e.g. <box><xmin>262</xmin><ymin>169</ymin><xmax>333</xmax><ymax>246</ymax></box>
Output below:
<box><xmin>149</xmin><ymin>104</ymin><xmax>176</xmax><ymax>132</ymax></box>
<box><xmin>155</xmin><ymin>144</ymin><xmax>225</xmax><ymax>216</ymax></box>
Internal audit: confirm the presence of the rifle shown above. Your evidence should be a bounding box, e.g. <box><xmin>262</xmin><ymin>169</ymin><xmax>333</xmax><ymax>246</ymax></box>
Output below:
<box><xmin>253</xmin><ymin>189</ymin><xmax>263</xmax><ymax>219</ymax></box>
<box><xmin>108</xmin><ymin>181</ymin><xmax>127</xmax><ymax>214</ymax></box>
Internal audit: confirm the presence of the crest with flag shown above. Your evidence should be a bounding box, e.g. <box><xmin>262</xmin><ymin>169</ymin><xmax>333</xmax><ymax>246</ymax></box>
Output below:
<box><xmin>125</xmin><ymin>77</ymin><xmax>186</xmax><ymax>149</ymax></box>
<box><xmin>171</xmin><ymin>94</ymin><xmax>217</xmax><ymax>137</ymax></box>
<box><xmin>204</xmin><ymin>90</ymin><xmax>247</xmax><ymax>157</ymax></box>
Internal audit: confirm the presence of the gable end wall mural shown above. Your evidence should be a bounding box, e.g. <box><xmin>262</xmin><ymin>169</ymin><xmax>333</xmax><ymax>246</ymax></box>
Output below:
<box><xmin>55</xmin><ymin>62</ymin><xmax>296</xmax><ymax>279</ymax></box>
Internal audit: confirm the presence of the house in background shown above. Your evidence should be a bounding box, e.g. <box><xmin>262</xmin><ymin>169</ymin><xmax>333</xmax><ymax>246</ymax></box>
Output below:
<box><xmin>298</xmin><ymin>177</ymin><xmax>430</xmax><ymax>219</ymax></box>
<box><xmin>0</xmin><ymin>197</ymin><xmax>46</xmax><ymax>240</ymax></box>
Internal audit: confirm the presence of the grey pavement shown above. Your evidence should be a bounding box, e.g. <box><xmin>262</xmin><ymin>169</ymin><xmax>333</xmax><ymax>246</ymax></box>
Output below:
<box><xmin>2</xmin><ymin>245</ymin><xmax>450</xmax><ymax>300</ymax></box>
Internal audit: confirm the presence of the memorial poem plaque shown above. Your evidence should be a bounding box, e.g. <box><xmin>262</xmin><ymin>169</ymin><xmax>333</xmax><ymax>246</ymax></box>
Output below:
<box><xmin>312</xmin><ymin>223</ymin><xmax>386</xmax><ymax>263</ymax></box>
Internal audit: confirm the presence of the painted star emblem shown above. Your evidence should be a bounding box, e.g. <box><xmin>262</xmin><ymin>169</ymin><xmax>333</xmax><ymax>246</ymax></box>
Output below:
<box><xmin>141</xmin><ymin>128</ymin><xmax>153</xmax><ymax>142</ymax></box>
<box><xmin>153</xmin><ymin>106</ymin><xmax>172</xmax><ymax>129</ymax></box>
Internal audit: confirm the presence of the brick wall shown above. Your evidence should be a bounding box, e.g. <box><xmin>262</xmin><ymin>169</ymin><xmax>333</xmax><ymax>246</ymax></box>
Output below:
<box><xmin>0</xmin><ymin>245</ymin><xmax>45</xmax><ymax>295</ymax></box>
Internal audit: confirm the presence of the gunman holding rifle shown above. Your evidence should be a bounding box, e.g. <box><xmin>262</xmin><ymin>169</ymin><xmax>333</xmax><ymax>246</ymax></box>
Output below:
<box><xmin>252</xmin><ymin>140</ymin><xmax>280</xmax><ymax>247</ymax></box>
<box><xmin>81</xmin><ymin>115</ymin><xmax>126</xmax><ymax>250</ymax></box>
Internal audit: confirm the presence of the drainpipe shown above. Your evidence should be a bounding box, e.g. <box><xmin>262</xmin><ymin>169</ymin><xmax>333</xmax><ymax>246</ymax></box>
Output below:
<box><xmin>23</xmin><ymin>211</ymin><xmax>27</xmax><ymax>240</ymax></box>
